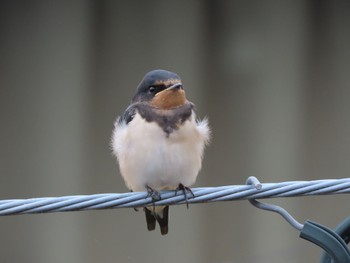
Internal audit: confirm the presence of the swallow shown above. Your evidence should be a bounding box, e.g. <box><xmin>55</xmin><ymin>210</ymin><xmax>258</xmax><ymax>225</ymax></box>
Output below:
<box><xmin>111</xmin><ymin>69</ymin><xmax>210</xmax><ymax>235</ymax></box>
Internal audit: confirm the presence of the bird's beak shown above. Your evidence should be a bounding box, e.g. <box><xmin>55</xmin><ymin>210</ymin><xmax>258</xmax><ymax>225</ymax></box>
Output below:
<box><xmin>167</xmin><ymin>83</ymin><xmax>183</xmax><ymax>90</ymax></box>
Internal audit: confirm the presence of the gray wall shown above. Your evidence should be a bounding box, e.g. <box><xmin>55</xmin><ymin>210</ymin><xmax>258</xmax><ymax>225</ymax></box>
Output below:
<box><xmin>1</xmin><ymin>1</ymin><xmax>350</xmax><ymax>262</ymax></box>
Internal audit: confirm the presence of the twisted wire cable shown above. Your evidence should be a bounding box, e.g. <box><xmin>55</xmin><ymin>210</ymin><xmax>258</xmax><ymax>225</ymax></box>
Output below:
<box><xmin>1</xmin><ymin>177</ymin><xmax>350</xmax><ymax>216</ymax></box>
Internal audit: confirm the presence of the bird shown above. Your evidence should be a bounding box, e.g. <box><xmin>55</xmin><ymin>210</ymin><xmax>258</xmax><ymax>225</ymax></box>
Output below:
<box><xmin>111</xmin><ymin>69</ymin><xmax>210</xmax><ymax>235</ymax></box>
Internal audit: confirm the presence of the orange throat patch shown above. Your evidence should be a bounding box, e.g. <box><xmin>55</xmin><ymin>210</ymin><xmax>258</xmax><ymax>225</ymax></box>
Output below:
<box><xmin>150</xmin><ymin>88</ymin><xmax>186</xmax><ymax>110</ymax></box>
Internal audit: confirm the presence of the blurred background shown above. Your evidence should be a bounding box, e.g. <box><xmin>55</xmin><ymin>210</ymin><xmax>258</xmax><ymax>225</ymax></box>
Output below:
<box><xmin>1</xmin><ymin>1</ymin><xmax>350</xmax><ymax>262</ymax></box>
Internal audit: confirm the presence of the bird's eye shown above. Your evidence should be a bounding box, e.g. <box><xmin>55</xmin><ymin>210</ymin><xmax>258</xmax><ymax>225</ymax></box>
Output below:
<box><xmin>149</xmin><ymin>86</ymin><xmax>156</xmax><ymax>93</ymax></box>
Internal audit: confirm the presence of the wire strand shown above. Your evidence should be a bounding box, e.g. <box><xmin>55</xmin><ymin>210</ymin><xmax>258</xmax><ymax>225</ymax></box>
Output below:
<box><xmin>0</xmin><ymin>178</ymin><xmax>349</xmax><ymax>216</ymax></box>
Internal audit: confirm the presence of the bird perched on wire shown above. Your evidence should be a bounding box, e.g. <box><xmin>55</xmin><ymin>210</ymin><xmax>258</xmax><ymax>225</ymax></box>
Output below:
<box><xmin>111</xmin><ymin>69</ymin><xmax>210</xmax><ymax>235</ymax></box>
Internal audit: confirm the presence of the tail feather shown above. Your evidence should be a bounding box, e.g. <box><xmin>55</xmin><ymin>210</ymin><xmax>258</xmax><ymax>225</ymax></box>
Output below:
<box><xmin>155</xmin><ymin>206</ymin><xmax>169</xmax><ymax>235</ymax></box>
<box><xmin>144</xmin><ymin>207</ymin><xmax>156</xmax><ymax>231</ymax></box>
<box><xmin>144</xmin><ymin>206</ymin><xmax>169</xmax><ymax>235</ymax></box>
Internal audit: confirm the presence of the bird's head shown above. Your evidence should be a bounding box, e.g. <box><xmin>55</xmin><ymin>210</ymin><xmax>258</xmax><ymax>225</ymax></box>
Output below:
<box><xmin>132</xmin><ymin>69</ymin><xmax>186</xmax><ymax>110</ymax></box>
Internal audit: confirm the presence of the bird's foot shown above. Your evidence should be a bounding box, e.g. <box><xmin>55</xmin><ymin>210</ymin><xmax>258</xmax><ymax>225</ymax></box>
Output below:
<box><xmin>146</xmin><ymin>185</ymin><xmax>161</xmax><ymax>201</ymax></box>
<box><xmin>146</xmin><ymin>185</ymin><xmax>161</xmax><ymax>212</ymax></box>
<box><xmin>130</xmin><ymin>190</ymin><xmax>140</xmax><ymax>211</ymax></box>
<box><xmin>176</xmin><ymin>183</ymin><xmax>195</xmax><ymax>209</ymax></box>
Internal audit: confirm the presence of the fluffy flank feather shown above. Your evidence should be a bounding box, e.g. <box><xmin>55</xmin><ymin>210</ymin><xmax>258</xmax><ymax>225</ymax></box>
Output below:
<box><xmin>196</xmin><ymin>117</ymin><xmax>211</xmax><ymax>146</ymax></box>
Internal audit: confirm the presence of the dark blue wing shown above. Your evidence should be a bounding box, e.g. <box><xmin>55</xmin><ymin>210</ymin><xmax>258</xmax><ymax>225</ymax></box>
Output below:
<box><xmin>118</xmin><ymin>104</ymin><xmax>137</xmax><ymax>125</ymax></box>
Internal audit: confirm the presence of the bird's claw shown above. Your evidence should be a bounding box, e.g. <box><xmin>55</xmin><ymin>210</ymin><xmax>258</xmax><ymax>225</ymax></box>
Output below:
<box><xmin>146</xmin><ymin>185</ymin><xmax>161</xmax><ymax>201</ymax></box>
<box><xmin>130</xmin><ymin>190</ymin><xmax>140</xmax><ymax>211</ymax></box>
<box><xmin>146</xmin><ymin>185</ymin><xmax>161</xmax><ymax>212</ymax></box>
<box><xmin>176</xmin><ymin>183</ymin><xmax>194</xmax><ymax>209</ymax></box>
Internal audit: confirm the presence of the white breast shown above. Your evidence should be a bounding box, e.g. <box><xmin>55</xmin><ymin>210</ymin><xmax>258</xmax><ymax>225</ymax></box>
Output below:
<box><xmin>112</xmin><ymin>111</ymin><xmax>210</xmax><ymax>192</ymax></box>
